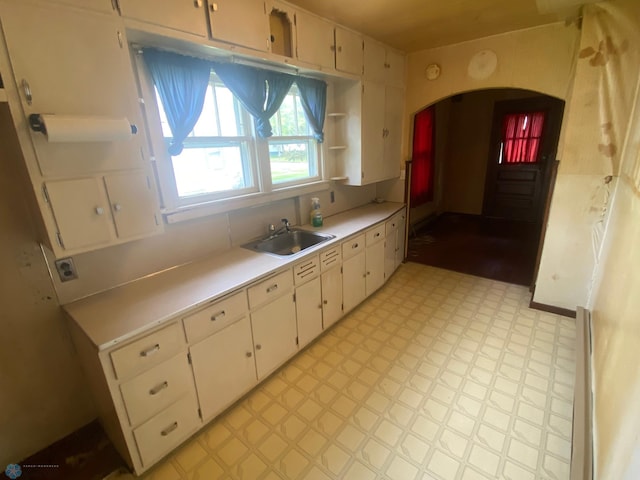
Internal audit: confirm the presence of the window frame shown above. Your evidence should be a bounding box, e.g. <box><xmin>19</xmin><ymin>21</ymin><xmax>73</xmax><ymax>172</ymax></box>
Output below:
<box><xmin>134</xmin><ymin>50</ymin><xmax>328</xmax><ymax>220</ymax></box>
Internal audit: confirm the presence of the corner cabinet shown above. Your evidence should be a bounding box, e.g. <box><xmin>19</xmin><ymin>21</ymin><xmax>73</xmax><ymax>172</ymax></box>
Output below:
<box><xmin>0</xmin><ymin>1</ymin><xmax>163</xmax><ymax>257</ymax></box>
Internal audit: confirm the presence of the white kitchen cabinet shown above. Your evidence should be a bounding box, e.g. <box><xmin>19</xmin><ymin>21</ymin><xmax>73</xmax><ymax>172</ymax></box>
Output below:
<box><xmin>189</xmin><ymin>316</ymin><xmax>257</xmax><ymax>421</ymax></box>
<box><xmin>361</xmin><ymin>81</ymin><xmax>386</xmax><ymax>184</ymax></box>
<box><xmin>320</xmin><ymin>246</ymin><xmax>343</xmax><ymax>328</ymax></box>
<box><xmin>342</xmin><ymin>234</ymin><xmax>366</xmax><ymax>313</ymax></box>
<box><xmin>295</xmin><ymin>277</ymin><xmax>323</xmax><ymax>348</ymax></box>
<box><xmin>44</xmin><ymin>171</ymin><xmax>161</xmax><ymax>252</ymax></box>
<box><xmin>363</xmin><ymin>37</ymin><xmax>405</xmax><ymax>87</ymax></box>
<box><xmin>251</xmin><ymin>292</ymin><xmax>298</xmax><ymax>379</ymax></box>
<box><xmin>295</xmin><ymin>8</ymin><xmax>335</xmax><ymax>70</ymax></box>
<box><xmin>117</xmin><ymin>0</ymin><xmax>209</xmax><ymax>38</ymax></box>
<box><xmin>384</xmin><ymin>209</ymin><xmax>406</xmax><ymax>279</ymax></box>
<box><xmin>382</xmin><ymin>85</ymin><xmax>404</xmax><ymax>180</ymax></box>
<box><xmin>335</xmin><ymin>26</ymin><xmax>363</xmax><ymax>75</ymax></box>
<box><xmin>365</xmin><ymin>224</ymin><xmax>385</xmax><ymax>295</ymax></box>
<box><xmin>49</xmin><ymin>0</ymin><xmax>115</xmax><ymax>13</ymax></box>
<box><xmin>207</xmin><ymin>0</ymin><xmax>270</xmax><ymax>52</ymax></box>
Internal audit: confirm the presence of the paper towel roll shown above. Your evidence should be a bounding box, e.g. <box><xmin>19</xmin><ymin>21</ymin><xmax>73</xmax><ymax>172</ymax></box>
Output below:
<box><xmin>39</xmin><ymin>114</ymin><xmax>135</xmax><ymax>142</ymax></box>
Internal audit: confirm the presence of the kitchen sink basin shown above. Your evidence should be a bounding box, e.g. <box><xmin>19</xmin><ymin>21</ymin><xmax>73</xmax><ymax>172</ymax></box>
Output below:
<box><xmin>243</xmin><ymin>229</ymin><xmax>335</xmax><ymax>256</ymax></box>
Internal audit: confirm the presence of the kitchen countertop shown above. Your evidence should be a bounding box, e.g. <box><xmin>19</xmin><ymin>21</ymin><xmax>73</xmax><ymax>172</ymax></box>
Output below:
<box><xmin>64</xmin><ymin>201</ymin><xmax>405</xmax><ymax>351</ymax></box>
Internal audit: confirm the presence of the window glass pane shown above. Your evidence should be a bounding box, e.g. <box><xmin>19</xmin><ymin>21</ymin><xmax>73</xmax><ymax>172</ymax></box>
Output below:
<box><xmin>191</xmin><ymin>85</ymin><xmax>218</xmax><ymax>137</ymax></box>
<box><xmin>171</xmin><ymin>145</ymin><xmax>250</xmax><ymax>197</ymax></box>
<box><xmin>216</xmin><ymin>86</ymin><xmax>241</xmax><ymax>137</ymax></box>
<box><xmin>269</xmin><ymin>140</ymin><xmax>316</xmax><ymax>184</ymax></box>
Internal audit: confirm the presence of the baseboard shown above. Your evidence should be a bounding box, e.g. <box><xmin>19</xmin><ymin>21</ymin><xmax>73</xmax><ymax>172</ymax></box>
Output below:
<box><xmin>571</xmin><ymin>307</ymin><xmax>594</xmax><ymax>480</ymax></box>
<box><xmin>529</xmin><ymin>300</ymin><xmax>576</xmax><ymax>318</ymax></box>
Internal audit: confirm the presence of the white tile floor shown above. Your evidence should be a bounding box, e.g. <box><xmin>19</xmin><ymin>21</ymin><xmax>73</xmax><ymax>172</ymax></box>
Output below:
<box><xmin>141</xmin><ymin>262</ymin><xmax>576</xmax><ymax>480</ymax></box>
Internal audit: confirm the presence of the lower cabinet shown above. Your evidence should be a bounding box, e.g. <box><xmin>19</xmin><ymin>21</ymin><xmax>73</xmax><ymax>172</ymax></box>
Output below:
<box><xmin>189</xmin><ymin>316</ymin><xmax>257</xmax><ymax>421</ymax></box>
<box><xmin>342</xmin><ymin>249</ymin><xmax>366</xmax><ymax>314</ymax></box>
<box><xmin>365</xmin><ymin>224</ymin><xmax>386</xmax><ymax>296</ymax></box>
<box><xmin>385</xmin><ymin>209</ymin><xmax>407</xmax><ymax>279</ymax></box>
<box><xmin>251</xmin><ymin>292</ymin><xmax>298</xmax><ymax>380</ymax></box>
<box><xmin>295</xmin><ymin>276</ymin><xmax>323</xmax><ymax>349</ymax></box>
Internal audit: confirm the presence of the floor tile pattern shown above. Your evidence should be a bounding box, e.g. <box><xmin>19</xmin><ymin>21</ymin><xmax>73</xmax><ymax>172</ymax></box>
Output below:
<box><xmin>142</xmin><ymin>262</ymin><xmax>576</xmax><ymax>480</ymax></box>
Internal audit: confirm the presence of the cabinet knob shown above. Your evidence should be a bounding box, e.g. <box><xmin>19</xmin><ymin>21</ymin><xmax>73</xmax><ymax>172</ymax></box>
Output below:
<box><xmin>352</xmin><ymin>243</ymin><xmax>358</xmax><ymax>249</ymax></box>
<box><xmin>21</xmin><ymin>79</ymin><xmax>33</xmax><ymax>105</ymax></box>
<box><xmin>194</xmin><ymin>0</ymin><xmax>203</xmax><ymax>7</ymax></box>
<box><xmin>337</xmin><ymin>46</ymin><xmax>342</xmax><ymax>53</ymax></box>
<box><xmin>323</xmin><ymin>300</ymin><xmax>328</xmax><ymax>305</ymax></box>
<box><xmin>95</xmin><ymin>207</ymin><xmax>104</xmax><ymax>215</ymax></box>
<box><xmin>255</xmin><ymin>344</ymin><xmax>262</xmax><ymax>350</ymax></box>
<box><xmin>210</xmin><ymin>2</ymin><xmax>218</xmax><ymax>12</ymax></box>
<box><xmin>245</xmin><ymin>351</ymin><xmax>252</xmax><ymax>358</ymax></box>
<box><xmin>113</xmin><ymin>203</ymin><xmax>122</xmax><ymax>212</ymax></box>
<box><xmin>318</xmin><ymin>304</ymin><xmax>322</xmax><ymax>309</ymax></box>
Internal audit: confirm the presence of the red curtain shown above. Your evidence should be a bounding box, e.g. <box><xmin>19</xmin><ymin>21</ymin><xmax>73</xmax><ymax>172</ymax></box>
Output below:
<box><xmin>410</xmin><ymin>106</ymin><xmax>435</xmax><ymax>207</ymax></box>
<box><xmin>502</xmin><ymin>112</ymin><xmax>545</xmax><ymax>163</ymax></box>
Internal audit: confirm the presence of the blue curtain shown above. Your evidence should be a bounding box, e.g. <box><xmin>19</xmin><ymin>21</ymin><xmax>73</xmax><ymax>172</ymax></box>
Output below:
<box><xmin>295</xmin><ymin>76</ymin><xmax>327</xmax><ymax>143</ymax></box>
<box><xmin>213</xmin><ymin>62</ymin><xmax>294</xmax><ymax>137</ymax></box>
<box><xmin>143</xmin><ymin>49</ymin><xmax>212</xmax><ymax>156</ymax></box>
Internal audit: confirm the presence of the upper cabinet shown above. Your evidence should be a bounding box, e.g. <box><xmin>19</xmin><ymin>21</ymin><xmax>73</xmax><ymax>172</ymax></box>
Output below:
<box><xmin>268</xmin><ymin>0</ymin><xmax>295</xmax><ymax>57</ymax></box>
<box><xmin>116</xmin><ymin>0</ymin><xmax>209</xmax><ymax>38</ymax></box>
<box><xmin>334</xmin><ymin>26</ymin><xmax>363</xmax><ymax>76</ymax></box>
<box><xmin>207</xmin><ymin>0</ymin><xmax>270</xmax><ymax>52</ymax></box>
<box><xmin>48</xmin><ymin>0</ymin><xmax>116</xmax><ymax>14</ymax></box>
<box><xmin>294</xmin><ymin>9</ymin><xmax>334</xmax><ymax>70</ymax></box>
<box><xmin>363</xmin><ymin>37</ymin><xmax>405</xmax><ymax>87</ymax></box>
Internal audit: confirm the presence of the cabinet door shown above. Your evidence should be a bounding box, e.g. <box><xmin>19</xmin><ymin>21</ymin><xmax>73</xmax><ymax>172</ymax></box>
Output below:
<box><xmin>207</xmin><ymin>0</ymin><xmax>269</xmax><ymax>52</ymax></box>
<box><xmin>384</xmin><ymin>232</ymin><xmax>397</xmax><ymax>280</ymax></box>
<box><xmin>361</xmin><ymin>81</ymin><xmax>385</xmax><ymax>184</ymax></box>
<box><xmin>45</xmin><ymin>178</ymin><xmax>115</xmax><ymax>251</ymax></box>
<box><xmin>366</xmin><ymin>241</ymin><xmax>385</xmax><ymax>296</ymax></box>
<box><xmin>295</xmin><ymin>277</ymin><xmax>323</xmax><ymax>348</ymax></box>
<box><xmin>382</xmin><ymin>85</ymin><xmax>404</xmax><ymax>181</ymax></box>
<box><xmin>251</xmin><ymin>293</ymin><xmax>297</xmax><ymax>380</ymax></box>
<box><xmin>48</xmin><ymin>0</ymin><xmax>115</xmax><ymax>13</ymax></box>
<box><xmin>295</xmin><ymin>9</ymin><xmax>335</xmax><ymax>69</ymax></box>
<box><xmin>190</xmin><ymin>317</ymin><xmax>257</xmax><ymax>421</ymax></box>
<box><xmin>342</xmin><ymin>251</ymin><xmax>366</xmax><ymax>313</ymax></box>
<box><xmin>395</xmin><ymin>213</ymin><xmax>406</xmax><ymax>267</ymax></box>
<box><xmin>0</xmin><ymin>2</ymin><xmax>146</xmax><ymax>177</ymax></box>
<box><xmin>335</xmin><ymin>26</ymin><xmax>363</xmax><ymax>75</ymax></box>
<box><xmin>118</xmin><ymin>0</ymin><xmax>209</xmax><ymax>38</ymax></box>
<box><xmin>321</xmin><ymin>266</ymin><xmax>343</xmax><ymax>329</ymax></box>
<box><xmin>363</xmin><ymin>38</ymin><xmax>386</xmax><ymax>83</ymax></box>
<box><xmin>104</xmin><ymin>171</ymin><xmax>161</xmax><ymax>240</ymax></box>
<box><xmin>385</xmin><ymin>49</ymin><xmax>405</xmax><ymax>87</ymax></box>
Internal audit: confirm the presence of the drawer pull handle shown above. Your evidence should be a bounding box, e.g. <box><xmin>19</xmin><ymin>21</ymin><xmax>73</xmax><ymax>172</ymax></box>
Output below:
<box><xmin>210</xmin><ymin>310</ymin><xmax>225</xmax><ymax>321</ymax></box>
<box><xmin>375</xmin><ymin>232</ymin><xmax>381</xmax><ymax>237</ymax></box>
<box><xmin>140</xmin><ymin>344</ymin><xmax>160</xmax><ymax>357</ymax></box>
<box><xmin>245</xmin><ymin>351</ymin><xmax>252</xmax><ymax>358</ymax></box>
<box><xmin>266</xmin><ymin>284</ymin><xmax>278</xmax><ymax>293</ymax></box>
<box><xmin>149</xmin><ymin>381</ymin><xmax>168</xmax><ymax>395</ymax></box>
<box><xmin>352</xmin><ymin>243</ymin><xmax>359</xmax><ymax>249</ymax></box>
<box><xmin>160</xmin><ymin>422</ymin><xmax>178</xmax><ymax>436</ymax></box>
<box><xmin>323</xmin><ymin>300</ymin><xmax>328</xmax><ymax>305</ymax></box>
<box><xmin>256</xmin><ymin>344</ymin><xmax>262</xmax><ymax>350</ymax></box>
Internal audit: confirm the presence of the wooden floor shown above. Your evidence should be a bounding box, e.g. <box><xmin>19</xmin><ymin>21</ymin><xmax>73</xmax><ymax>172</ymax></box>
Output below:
<box><xmin>407</xmin><ymin>213</ymin><xmax>542</xmax><ymax>287</ymax></box>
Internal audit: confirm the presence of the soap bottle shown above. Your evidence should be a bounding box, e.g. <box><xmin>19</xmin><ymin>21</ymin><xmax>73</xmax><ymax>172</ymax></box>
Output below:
<box><xmin>310</xmin><ymin>197</ymin><xmax>323</xmax><ymax>227</ymax></box>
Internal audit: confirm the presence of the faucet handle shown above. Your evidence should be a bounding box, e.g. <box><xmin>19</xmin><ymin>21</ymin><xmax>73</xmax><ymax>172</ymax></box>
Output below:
<box><xmin>281</xmin><ymin>218</ymin><xmax>289</xmax><ymax>225</ymax></box>
<box><xmin>268</xmin><ymin>224</ymin><xmax>276</xmax><ymax>233</ymax></box>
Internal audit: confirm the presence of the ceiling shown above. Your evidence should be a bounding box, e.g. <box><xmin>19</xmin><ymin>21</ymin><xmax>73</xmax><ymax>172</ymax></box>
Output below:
<box><xmin>285</xmin><ymin>0</ymin><xmax>585</xmax><ymax>52</ymax></box>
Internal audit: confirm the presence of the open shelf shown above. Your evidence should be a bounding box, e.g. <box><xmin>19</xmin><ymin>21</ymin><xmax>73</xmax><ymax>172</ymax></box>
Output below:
<box><xmin>327</xmin><ymin>112</ymin><xmax>346</xmax><ymax>117</ymax></box>
<box><xmin>328</xmin><ymin>145</ymin><xmax>347</xmax><ymax>150</ymax></box>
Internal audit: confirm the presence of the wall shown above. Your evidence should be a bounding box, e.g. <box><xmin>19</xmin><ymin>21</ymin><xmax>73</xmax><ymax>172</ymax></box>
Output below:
<box><xmin>0</xmin><ymin>105</ymin><xmax>95</xmax><ymax>467</ymax></box>
<box><xmin>585</xmin><ymin>1</ymin><xmax>640</xmax><ymax>475</ymax></box>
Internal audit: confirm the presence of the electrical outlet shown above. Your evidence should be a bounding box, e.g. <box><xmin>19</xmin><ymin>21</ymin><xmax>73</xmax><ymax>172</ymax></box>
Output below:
<box><xmin>54</xmin><ymin>257</ymin><xmax>78</xmax><ymax>282</ymax></box>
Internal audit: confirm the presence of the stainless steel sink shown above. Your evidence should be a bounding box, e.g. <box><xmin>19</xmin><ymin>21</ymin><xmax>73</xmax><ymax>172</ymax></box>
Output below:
<box><xmin>243</xmin><ymin>229</ymin><xmax>335</xmax><ymax>256</ymax></box>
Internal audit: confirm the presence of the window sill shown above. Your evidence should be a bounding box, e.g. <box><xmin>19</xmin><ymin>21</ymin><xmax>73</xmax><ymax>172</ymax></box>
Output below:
<box><xmin>162</xmin><ymin>181</ymin><xmax>331</xmax><ymax>224</ymax></box>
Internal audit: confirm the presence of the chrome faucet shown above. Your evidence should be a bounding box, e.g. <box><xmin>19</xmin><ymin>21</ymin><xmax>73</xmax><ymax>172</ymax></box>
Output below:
<box><xmin>281</xmin><ymin>218</ymin><xmax>291</xmax><ymax>233</ymax></box>
<box><xmin>268</xmin><ymin>218</ymin><xmax>291</xmax><ymax>237</ymax></box>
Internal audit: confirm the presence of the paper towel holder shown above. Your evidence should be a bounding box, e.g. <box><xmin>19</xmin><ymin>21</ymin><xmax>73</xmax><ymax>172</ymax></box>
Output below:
<box><xmin>28</xmin><ymin>113</ymin><xmax>138</xmax><ymax>136</ymax></box>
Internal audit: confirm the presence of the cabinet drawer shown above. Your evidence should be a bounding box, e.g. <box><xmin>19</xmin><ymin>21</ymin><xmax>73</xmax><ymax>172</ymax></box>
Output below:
<box><xmin>293</xmin><ymin>255</ymin><xmax>320</xmax><ymax>285</ymax></box>
<box><xmin>366</xmin><ymin>224</ymin><xmax>385</xmax><ymax>245</ymax></box>
<box><xmin>110</xmin><ymin>323</ymin><xmax>183</xmax><ymax>380</ymax></box>
<box><xmin>320</xmin><ymin>246</ymin><xmax>341</xmax><ymax>271</ymax></box>
<box><xmin>133</xmin><ymin>393</ymin><xmax>201</xmax><ymax>468</ymax></box>
<box><xmin>248</xmin><ymin>269</ymin><xmax>293</xmax><ymax>309</ymax></box>
<box><xmin>182</xmin><ymin>290</ymin><xmax>248</xmax><ymax>343</ymax></box>
<box><xmin>385</xmin><ymin>212</ymin><xmax>404</xmax><ymax>236</ymax></box>
<box><xmin>120</xmin><ymin>352</ymin><xmax>192</xmax><ymax>427</ymax></box>
<box><xmin>342</xmin><ymin>234</ymin><xmax>365</xmax><ymax>260</ymax></box>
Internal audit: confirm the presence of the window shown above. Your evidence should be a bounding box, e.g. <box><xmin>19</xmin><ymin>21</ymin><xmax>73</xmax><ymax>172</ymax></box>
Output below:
<box><xmin>156</xmin><ymin>73</ymin><xmax>257</xmax><ymax>203</ymax></box>
<box><xmin>268</xmin><ymin>84</ymin><xmax>319</xmax><ymax>185</ymax></box>
<box><xmin>499</xmin><ymin>112</ymin><xmax>545</xmax><ymax>164</ymax></box>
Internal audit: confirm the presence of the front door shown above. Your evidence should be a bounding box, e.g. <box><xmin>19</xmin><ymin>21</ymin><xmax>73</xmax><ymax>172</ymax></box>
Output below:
<box><xmin>483</xmin><ymin>96</ymin><xmax>564</xmax><ymax>223</ymax></box>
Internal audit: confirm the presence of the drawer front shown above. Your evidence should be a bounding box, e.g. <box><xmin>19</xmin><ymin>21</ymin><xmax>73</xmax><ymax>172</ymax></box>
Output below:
<box><xmin>120</xmin><ymin>352</ymin><xmax>192</xmax><ymax>427</ymax></box>
<box><xmin>342</xmin><ymin>234</ymin><xmax>365</xmax><ymax>260</ymax></box>
<box><xmin>293</xmin><ymin>255</ymin><xmax>320</xmax><ymax>285</ymax></box>
<box><xmin>366</xmin><ymin>224</ymin><xmax>385</xmax><ymax>245</ymax></box>
<box><xmin>248</xmin><ymin>269</ymin><xmax>293</xmax><ymax>309</ymax></box>
<box><xmin>133</xmin><ymin>393</ymin><xmax>201</xmax><ymax>468</ymax></box>
<box><xmin>182</xmin><ymin>290</ymin><xmax>248</xmax><ymax>343</ymax></box>
<box><xmin>320</xmin><ymin>246</ymin><xmax>341</xmax><ymax>271</ymax></box>
<box><xmin>385</xmin><ymin>212</ymin><xmax>403</xmax><ymax>236</ymax></box>
<box><xmin>110</xmin><ymin>323</ymin><xmax>184</xmax><ymax>380</ymax></box>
